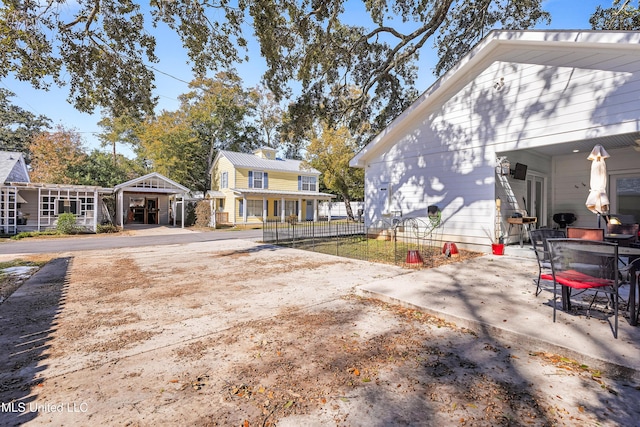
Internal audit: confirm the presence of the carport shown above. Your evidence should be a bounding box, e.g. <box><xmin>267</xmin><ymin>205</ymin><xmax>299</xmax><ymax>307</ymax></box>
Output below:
<box><xmin>114</xmin><ymin>172</ymin><xmax>190</xmax><ymax>229</ymax></box>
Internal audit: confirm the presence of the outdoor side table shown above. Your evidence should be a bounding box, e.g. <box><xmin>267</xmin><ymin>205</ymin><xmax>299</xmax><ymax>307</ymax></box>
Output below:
<box><xmin>507</xmin><ymin>217</ymin><xmax>537</xmax><ymax>247</ymax></box>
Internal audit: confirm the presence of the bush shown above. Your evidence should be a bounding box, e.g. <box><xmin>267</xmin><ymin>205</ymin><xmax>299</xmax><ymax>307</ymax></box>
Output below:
<box><xmin>57</xmin><ymin>213</ymin><xmax>78</xmax><ymax>234</ymax></box>
<box><xmin>97</xmin><ymin>223</ymin><xmax>120</xmax><ymax>234</ymax></box>
<box><xmin>195</xmin><ymin>201</ymin><xmax>212</xmax><ymax>227</ymax></box>
<box><xmin>185</xmin><ymin>201</ymin><xmax>197</xmax><ymax>226</ymax></box>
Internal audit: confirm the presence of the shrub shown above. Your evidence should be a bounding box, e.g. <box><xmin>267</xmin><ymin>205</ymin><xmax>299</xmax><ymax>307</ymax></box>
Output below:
<box><xmin>195</xmin><ymin>201</ymin><xmax>212</xmax><ymax>227</ymax></box>
<box><xmin>185</xmin><ymin>201</ymin><xmax>197</xmax><ymax>226</ymax></box>
<box><xmin>57</xmin><ymin>213</ymin><xmax>78</xmax><ymax>234</ymax></box>
<box><xmin>97</xmin><ymin>223</ymin><xmax>120</xmax><ymax>234</ymax></box>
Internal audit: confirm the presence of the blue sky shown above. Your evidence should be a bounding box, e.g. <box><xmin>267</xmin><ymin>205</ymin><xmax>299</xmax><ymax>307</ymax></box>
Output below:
<box><xmin>0</xmin><ymin>0</ymin><xmax>617</xmax><ymax>157</ymax></box>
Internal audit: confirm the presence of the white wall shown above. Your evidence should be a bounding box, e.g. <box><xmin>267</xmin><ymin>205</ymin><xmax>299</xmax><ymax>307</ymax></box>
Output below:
<box><xmin>363</xmin><ymin>58</ymin><xmax>640</xmax><ymax>249</ymax></box>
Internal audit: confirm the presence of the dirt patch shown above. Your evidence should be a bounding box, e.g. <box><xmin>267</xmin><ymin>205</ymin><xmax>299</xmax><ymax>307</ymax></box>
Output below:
<box><xmin>0</xmin><ymin>240</ymin><xmax>638</xmax><ymax>426</ymax></box>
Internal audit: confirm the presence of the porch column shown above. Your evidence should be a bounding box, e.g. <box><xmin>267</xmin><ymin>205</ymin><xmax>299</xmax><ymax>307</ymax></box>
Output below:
<box><xmin>118</xmin><ymin>191</ymin><xmax>124</xmax><ymax>228</ymax></box>
<box><xmin>280</xmin><ymin>197</ymin><xmax>285</xmax><ymax>223</ymax></box>
<box><xmin>243</xmin><ymin>195</ymin><xmax>247</xmax><ymax>223</ymax></box>
<box><xmin>93</xmin><ymin>189</ymin><xmax>98</xmax><ymax>233</ymax></box>
<box><xmin>327</xmin><ymin>201</ymin><xmax>332</xmax><ymax>222</ymax></box>
<box><xmin>263</xmin><ymin>197</ymin><xmax>267</xmax><ymax>222</ymax></box>
<box><xmin>181</xmin><ymin>194</ymin><xmax>185</xmax><ymax>228</ymax></box>
<box><xmin>214</xmin><ymin>199</ymin><xmax>218</xmax><ymax>228</ymax></box>
<box><xmin>298</xmin><ymin>197</ymin><xmax>302</xmax><ymax>222</ymax></box>
<box><xmin>313</xmin><ymin>199</ymin><xmax>318</xmax><ymax>221</ymax></box>
<box><xmin>37</xmin><ymin>187</ymin><xmax>42</xmax><ymax>231</ymax></box>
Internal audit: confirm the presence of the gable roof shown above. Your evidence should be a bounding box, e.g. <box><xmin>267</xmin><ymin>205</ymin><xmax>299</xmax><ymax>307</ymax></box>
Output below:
<box><xmin>216</xmin><ymin>150</ymin><xmax>320</xmax><ymax>175</ymax></box>
<box><xmin>114</xmin><ymin>172</ymin><xmax>190</xmax><ymax>194</ymax></box>
<box><xmin>351</xmin><ymin>30</ymin><xmax>640</xmax><ymax>167</ymax></box>
<box><xmin>0</xmin><ymin>151</ymin><xmax>29</xmax><ymax>184</ymax></box>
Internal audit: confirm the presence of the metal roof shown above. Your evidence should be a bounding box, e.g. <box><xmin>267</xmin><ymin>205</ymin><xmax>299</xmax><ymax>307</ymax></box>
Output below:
<box><xmin>218</xmin><ymin>150</ymin><xmax>320</xmax><ymax>175</ymax></box>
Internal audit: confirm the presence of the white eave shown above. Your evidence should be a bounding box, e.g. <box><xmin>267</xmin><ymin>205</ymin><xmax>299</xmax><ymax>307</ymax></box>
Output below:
<box><xmin>114</xmin><ymin>172</ymin><xmax>189</xmax><ymax>194</ymax></box>
<box><xmin>230</xmin><ymin>188</ymin><xmax>335</xmax><ymax>199</ymax></box>
<box><xmin>350</xmin><ymin>29</ymin><xmax>640</xmax><ymax>168</ymax></box>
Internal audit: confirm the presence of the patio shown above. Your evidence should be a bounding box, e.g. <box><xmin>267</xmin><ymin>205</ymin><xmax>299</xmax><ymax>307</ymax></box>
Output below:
<box><xmin>357</xmin><ymin>245</ymin><xmax>640</xmax><ymax>381</ymax></box>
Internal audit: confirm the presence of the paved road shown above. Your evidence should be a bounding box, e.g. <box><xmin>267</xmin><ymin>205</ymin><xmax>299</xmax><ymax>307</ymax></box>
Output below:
<box><xmin>0</xmin><ymin>228</ymin><xmax>265</xmax><ymax>255</ymax></box>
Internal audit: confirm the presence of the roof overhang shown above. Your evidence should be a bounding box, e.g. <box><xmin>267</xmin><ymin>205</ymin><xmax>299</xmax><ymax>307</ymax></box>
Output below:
<box><xmin>230</xmin><ymin>188</ymin><xmax>335</xmax><ymax>199</ymax></box>
<box><xmin>8</xmin><ymin>182</ymin><xmax>112</xmax><ymax>193</ymax></box>
<box><xmin>350</xmin><ymin>30</ymin><xmax>640</xmax><ymax>167</ymax></box>
<box><xmin>114</xmin><ymin>172</ymin><xmax>190</xmax><ymax>194</ymax></box>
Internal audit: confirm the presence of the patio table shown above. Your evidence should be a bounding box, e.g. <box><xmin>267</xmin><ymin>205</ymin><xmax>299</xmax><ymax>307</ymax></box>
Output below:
<box><xmin>507</xmin><ymin>216</ymin><xmax>537</xmax><ymax>247</ymax></box>
<box><xmin>546</xmin><ymin>243</ymin><xmax>640</xmax><ymax>326</ymax></box>
<box><xmin>605</xmin><ymin>233</ymin><xmax>635</xmax><ymax>246</ymax></box>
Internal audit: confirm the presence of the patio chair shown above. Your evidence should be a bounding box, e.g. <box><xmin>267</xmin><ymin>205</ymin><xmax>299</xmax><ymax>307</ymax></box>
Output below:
<box><xmin>606</xmin><ymin>223</ymin><xmax>639</xmax><ymax>247</ymax></box>
<box><xmin>544</xmin><ymin>238</ymin><xmax>620</xmax><ymax>338</ymax></box>
<box><xmin>567</xmin><ymin>227</ymin><xmax>604</xmax><ymax>241</ymax></box>
<box><xmin>529</xmin><ymin>228</ymin><xmax>566</xmax><ymax>296</ymax></box>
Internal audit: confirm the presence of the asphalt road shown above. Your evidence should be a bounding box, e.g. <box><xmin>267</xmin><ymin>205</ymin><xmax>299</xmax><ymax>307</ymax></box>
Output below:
<box><xmin>0</xmin><ymin>228</ymin><xmax>265</xmax><ymax>255</ymax></box>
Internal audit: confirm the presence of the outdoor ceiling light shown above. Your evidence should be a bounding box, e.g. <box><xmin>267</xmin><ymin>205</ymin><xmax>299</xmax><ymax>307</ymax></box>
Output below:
<box><xmin>496</xmin><ymin>157</ymin><xmax>510</xmax><ymax>176</ymax></box>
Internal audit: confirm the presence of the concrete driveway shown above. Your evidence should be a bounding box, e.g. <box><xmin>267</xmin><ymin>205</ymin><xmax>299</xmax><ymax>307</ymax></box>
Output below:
<box><xmin>1</xmin><ymin>229</ymin><xmax>639</xmax><ymax>426</ymax></box>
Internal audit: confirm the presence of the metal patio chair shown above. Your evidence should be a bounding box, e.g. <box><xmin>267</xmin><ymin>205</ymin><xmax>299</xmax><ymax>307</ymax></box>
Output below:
<box><xmin>544</xmin><ymin>238</ymin><xmax>620</xmax><ymax>338</ymax></box>
<box><xmin>529</xmin><ymin>228</ymin><xmax>565</xmax><ymax>296</ymax></box>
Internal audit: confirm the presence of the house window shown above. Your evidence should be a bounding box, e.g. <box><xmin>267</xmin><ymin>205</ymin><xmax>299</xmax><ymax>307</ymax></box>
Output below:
<box><xmin>221</xmin><ymin>172</ymin><xmax>228</xmax><ymax>189</ymax></box>
<box><xmin>57</xmin><ymin>199</ymin><xmax>78</xmax><ymax>215</ymax></box>
<box><xmin>299</xmin><ymin>176</ymin><xmax>317</xmax><ymax>191</ymax></box>
<box><xmin>42</xmin><ymin>196</ymin><xmax>55</xmax><ymax>216</ymax></box>
<box><xmin>273</xmin><ymin>200</ymin><xmax>279</xmax><ymax>216</ymax></box>
<box><xmin>285</xmin><ymin>200</ymin><xmax>297</xmax><ymax>216</ymax></box>
<box><xmin>247</xmin><ymin>200</ymin><xmax>262</xmax><ymax>217</ymax></box>
<box><xmin>79</xmin><ymin>197</ymin><xmax>94</xmax><ymax>216</ymax></box>
<box><xmin>249</xmin><ymin>171</ymin><xmax>268</xmax><ymax>189</ymax></box>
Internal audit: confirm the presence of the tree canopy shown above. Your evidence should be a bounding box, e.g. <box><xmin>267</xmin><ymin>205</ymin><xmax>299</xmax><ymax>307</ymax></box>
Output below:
<box><xmin>0</xmin><ymin>0</ymin><xmax>550</xmax><ymax>141</ymax></box>
<box><xmin>0</xmin><ymin>88</ymin><xmax>51</xmax><ymax>160</ymax></box>
<box><xmin>28</xmin><ymin>125</ymin><xmax>87</xmax><ymax>184</ymax></box>
<box><xmin>137</xmin><ymin>73</ymin><xmax>260</xmax><ymax>192</ymax></box>
<box><xmin>304</xmin><ymin>123</ymin><xmax>364</xmax><ymax>220</ymax></box>
<box><xmin>590</xmin><ymin>0</ymin><xmax>640</xmax><ymax>29</ymax></box>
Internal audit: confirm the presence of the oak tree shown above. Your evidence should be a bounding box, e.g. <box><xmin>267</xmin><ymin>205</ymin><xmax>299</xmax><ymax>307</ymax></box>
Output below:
<box><xmin>1</xmin><ymin>0</ymin><xmax>550</xmax><ymax>141</ymax></box>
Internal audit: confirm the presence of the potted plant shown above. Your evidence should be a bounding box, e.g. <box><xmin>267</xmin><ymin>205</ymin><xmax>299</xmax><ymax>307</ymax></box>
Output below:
<box><xmin>491</xmin><ymin>235</ymin><xmax>505</xmax><ymax>256</ymax></box>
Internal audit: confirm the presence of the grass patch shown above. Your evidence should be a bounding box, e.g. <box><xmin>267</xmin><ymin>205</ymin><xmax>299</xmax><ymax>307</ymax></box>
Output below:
<box><xmin>10</xmin><ymin>230</ymin><xmax>61</xmax><ymax>240</ymax></box>
<box><xmin>283</xmin><ymin>237</ymin><xmax>482</xmax><ymax>267</ymax></box>
<box><xmin>0</xmin><ymin>259</ymin><xmax>48</xmax><ymax>269</ymax></box>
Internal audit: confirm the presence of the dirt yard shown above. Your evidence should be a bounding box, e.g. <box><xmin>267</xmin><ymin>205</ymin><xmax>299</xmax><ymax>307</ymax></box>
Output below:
<box><xmin>1</xmin><ymin>238</ymin><xmax>639</xmax><ymax>426</ymax></box>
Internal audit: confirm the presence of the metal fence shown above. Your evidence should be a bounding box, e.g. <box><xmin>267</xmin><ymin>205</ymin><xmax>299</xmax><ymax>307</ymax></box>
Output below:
<box><xmin>262</xmin><ymin>216</ymin><xmax>444</xmax><ymax>268</ymax></box>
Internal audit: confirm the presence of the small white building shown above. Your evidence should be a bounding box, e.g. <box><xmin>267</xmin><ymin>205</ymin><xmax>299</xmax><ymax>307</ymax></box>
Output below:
<box><xmin>350</xmin><ymin>30</ymin><xmax>640</xmax><ymax>251</ymax></box>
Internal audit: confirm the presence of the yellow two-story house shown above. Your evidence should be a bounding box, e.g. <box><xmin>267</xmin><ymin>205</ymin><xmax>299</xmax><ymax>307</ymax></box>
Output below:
<box><xmin>210</xmin><ymin>147</ymin><xmax>334</xmax><ymax>224</ymax></box>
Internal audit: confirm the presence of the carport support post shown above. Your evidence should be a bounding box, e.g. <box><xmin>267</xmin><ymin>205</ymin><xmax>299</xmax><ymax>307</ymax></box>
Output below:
<box><xmin>181</xmin><ymin>195</ymin><xmax>185</xmax><ymax>228</ymax></box>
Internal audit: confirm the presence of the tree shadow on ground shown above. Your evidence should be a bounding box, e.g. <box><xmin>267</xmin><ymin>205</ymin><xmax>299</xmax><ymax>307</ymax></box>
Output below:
<box><xmin>0</xmin><ymin>257</ymin><xmax>71</xmax><ymax>426</ymax></box>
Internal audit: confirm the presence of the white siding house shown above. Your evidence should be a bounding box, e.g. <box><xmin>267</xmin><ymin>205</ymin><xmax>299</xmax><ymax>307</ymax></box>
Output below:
<box><xmin>350</xmin><ymin>30</ymin><xmax>640</xmax><ymax>251</ymax></box>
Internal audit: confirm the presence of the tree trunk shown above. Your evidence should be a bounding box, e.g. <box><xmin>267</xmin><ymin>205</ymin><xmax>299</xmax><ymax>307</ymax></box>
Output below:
<box><xmin>343</xmin><ymin>195</ymin><xmax>355</xmax><ymax>221</ymax></box>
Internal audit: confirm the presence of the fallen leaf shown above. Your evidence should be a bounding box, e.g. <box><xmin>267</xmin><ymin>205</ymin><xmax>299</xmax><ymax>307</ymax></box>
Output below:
<box><xmin>283</xmin><ymin>400</ymin><xmax>294</xmax><ymax>409</ymax></box>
